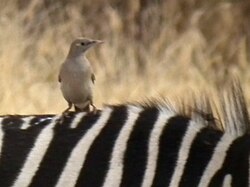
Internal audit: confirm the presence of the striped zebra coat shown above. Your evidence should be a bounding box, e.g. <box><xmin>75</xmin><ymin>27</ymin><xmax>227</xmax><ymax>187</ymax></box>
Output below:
<box><xmin>0</xmin><ymin>81</ymin><xmax>249</xmax><ymax>187</ymax></box>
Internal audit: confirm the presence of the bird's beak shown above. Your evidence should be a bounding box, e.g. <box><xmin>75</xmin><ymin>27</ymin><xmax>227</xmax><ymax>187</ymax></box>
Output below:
<box><xmin>92</xmin><ymin>40</ymin><xmax>104</xmax><ymax>45</ymax></box>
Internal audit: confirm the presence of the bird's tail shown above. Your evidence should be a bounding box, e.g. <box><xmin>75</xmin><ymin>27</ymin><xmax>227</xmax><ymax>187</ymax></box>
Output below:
<box><xmin>74</xmin><ymin>105</ymin><xmax>90</xmax><ymax>112</ymax></box>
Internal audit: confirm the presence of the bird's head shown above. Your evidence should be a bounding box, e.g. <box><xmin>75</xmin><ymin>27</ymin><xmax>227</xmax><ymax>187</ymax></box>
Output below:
<box><xmin>69</xmin><ymin>38</ymin><xmax>103</xmax><ymax>57</ymax></box>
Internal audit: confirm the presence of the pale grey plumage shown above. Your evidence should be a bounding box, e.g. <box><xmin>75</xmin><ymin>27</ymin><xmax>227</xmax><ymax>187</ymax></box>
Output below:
<box><xmin>59</xmin><ymin>38</ymin><xmax>103</xmax><ymax>113</ymax></box>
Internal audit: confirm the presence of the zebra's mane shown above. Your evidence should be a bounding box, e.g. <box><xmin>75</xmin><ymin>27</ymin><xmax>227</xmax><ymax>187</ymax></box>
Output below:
<box><xmin>0</xmin><ymin>80</ymin><xmax>249</xmax><ymax>136</ymax></box>
<box><xmin>124</xmin><ymin>79</ymin><xmax>250</xmax><ymax>136</ymax></box>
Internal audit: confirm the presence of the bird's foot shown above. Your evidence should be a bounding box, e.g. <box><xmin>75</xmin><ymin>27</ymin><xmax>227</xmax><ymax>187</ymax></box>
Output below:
<box><xmin>90</xmin><ymin>104</ymin><xmax>98</xmax><ymax>114</ymax></box>
<box><xmin>58</xmin><ymin>109</ymin><xmax>72</xmax><ymax>124</ymax></box>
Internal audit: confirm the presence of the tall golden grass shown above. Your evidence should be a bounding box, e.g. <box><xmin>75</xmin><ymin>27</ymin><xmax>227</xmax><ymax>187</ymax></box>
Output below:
<box><xmin>0</xmin><ymin>0</ymin><xmax>249</xmax><ymax>114</ymax></box>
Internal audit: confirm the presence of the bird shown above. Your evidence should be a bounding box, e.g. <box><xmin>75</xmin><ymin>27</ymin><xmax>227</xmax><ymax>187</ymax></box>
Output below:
<box><xmin>59</xmin><ymin>37</ymin><xmax>103</xmax><ymax>114</ymax></box>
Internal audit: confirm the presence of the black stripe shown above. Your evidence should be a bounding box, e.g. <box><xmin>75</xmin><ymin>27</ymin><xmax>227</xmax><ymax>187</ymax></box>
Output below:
<box><xmin>120</xmin><ymin>107</ymin><xmax>159</xmax><ymax>187</ymax></box>
<box><xmin>75</xmin><ymin>106</ymin><xmax>128</xmax><ymax>187</ymax></box>
<box><xmin>152</xmin><ymin>115</ymin><xmax>190</xmax><ymax>187</ymax></box>
<box><xmin>179</xmin><ymin>127</ymin><xmax>222</xmax><ymax>187</ymax></box>
<box><xmin>29</xmin><ymin>112</ymin><xmax>100</xmax><ymax>187</ymax></box>
<box><xmin>0</xmin><ymin>117</ymin><xmax>51</xmax><ymax>187</ymax></box>
<box><xmin>209</xmin><ymin>135</ymin><xmax>250</xmax><ymax>187</ymax></box>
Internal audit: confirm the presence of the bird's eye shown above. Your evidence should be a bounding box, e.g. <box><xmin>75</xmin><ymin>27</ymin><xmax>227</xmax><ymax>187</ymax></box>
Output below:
<box><xmin>81</xmin><ymin>42</ymin><xmax>85</xmax><ymax>46</ymax></box>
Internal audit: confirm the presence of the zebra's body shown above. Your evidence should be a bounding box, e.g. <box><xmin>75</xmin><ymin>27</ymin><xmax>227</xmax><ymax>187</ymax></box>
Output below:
<box><xmin>0</xmin><ymin>82</ymin><xmax>250</xmax><ymax>187</ymax></box>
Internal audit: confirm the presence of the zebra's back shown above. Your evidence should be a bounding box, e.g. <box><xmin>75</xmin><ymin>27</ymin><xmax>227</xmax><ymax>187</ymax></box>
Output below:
<box><xmin>0</xmin><ymin>81</ymin><xmax>250</xmax><ymax>187</ymax></box>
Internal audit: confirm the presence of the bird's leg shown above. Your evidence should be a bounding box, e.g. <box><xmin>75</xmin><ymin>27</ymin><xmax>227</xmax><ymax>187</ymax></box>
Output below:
<box><xmin>62</xmin><ymin>102</ymin><xmax>73</xmax><ymax>115</ymax></box>
<box><xmin>58</xmin><ymin>102</ymin><xmax>73</xmax><ymax>124</ymax></box>
<box><xmin>90</xmin><ymin>99</ymin><xmax>97</xmax><ymax>113</ymax></box>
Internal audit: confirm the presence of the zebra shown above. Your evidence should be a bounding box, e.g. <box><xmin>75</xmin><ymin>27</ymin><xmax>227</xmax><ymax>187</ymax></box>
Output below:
<box><xmin>0</xmin><ymin>80</ymin><xmax>249</xmax><ymax>187</ymax></box>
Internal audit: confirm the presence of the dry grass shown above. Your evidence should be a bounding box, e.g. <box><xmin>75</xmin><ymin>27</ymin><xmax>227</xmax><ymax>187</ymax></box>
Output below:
<box><xmin>0</xmin><ymin>0</ymin><xmax>250</xmax><ymax>114</ymax></box>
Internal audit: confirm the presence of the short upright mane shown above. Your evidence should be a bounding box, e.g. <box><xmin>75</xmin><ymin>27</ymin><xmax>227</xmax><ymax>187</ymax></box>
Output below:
<box><xmin>119</xmin><ymin>79</ymin><xmax>250</xmax><ymax>135</ymax></box>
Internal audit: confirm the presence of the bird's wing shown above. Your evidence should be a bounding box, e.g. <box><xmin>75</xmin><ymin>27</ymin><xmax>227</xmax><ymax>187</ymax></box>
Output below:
<box><xmin>91</xmin><ymin>73</ymin><xmax>95</xmax><ymax>84</ymax></box>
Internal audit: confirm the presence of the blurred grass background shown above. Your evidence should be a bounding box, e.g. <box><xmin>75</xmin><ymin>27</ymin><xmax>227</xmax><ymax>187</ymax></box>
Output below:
<box><xmin>0</xmin><ymin>0</ymin><xmax>250</xmax><ymax>114</ymax></box>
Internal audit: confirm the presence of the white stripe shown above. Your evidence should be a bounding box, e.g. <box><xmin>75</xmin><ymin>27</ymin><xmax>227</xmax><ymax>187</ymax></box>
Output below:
<box><xmin>0</xmin><ymin>118</ymin><xmax>5</xmax><ymax>159</ymax></box>
<box><xmin>222</xmin><ymin>174</ymin><xmax>232</xmax><ymax>187</ymax></box>
<box><xmin>70</xmin><ymin>113</ymin><xmax>86</xmax><ymax>128</ymax></box>
<box><xmin>142</xmin><ymin>109</ymin><xmax>175</xmax><ymax>187</ymax></box>
<box><xmin>55</xmin><ymin>107</ymin><xmax>113</xmax><ymax>187</ymax></box>
<box><xmin>102</xmin><ymin>106</ymin><xmax>143</xmax><ymax>187</ymax></box>
<box><xmin>21</xmin><ymin>117</ymin><xmax>34</xmax><ymax>130</ymax></box>
<box><xmin>197</xmin><ymin>134</ymin><xmax>237</xmax><ymax>187</ymax></box>
<box><xmin>12</xmin><ymin>115</ymin><xmax>60</xmax><ymax>187</ymax></box>
<box><xmin>169</xmin><ymin>120</ymin><xmax>204</xmax><ymax>187</ymax></box>
<box><xmin>37</xmin><ymin>117</ymin><xmax>53</xmax><ymax>124</ymax></box>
